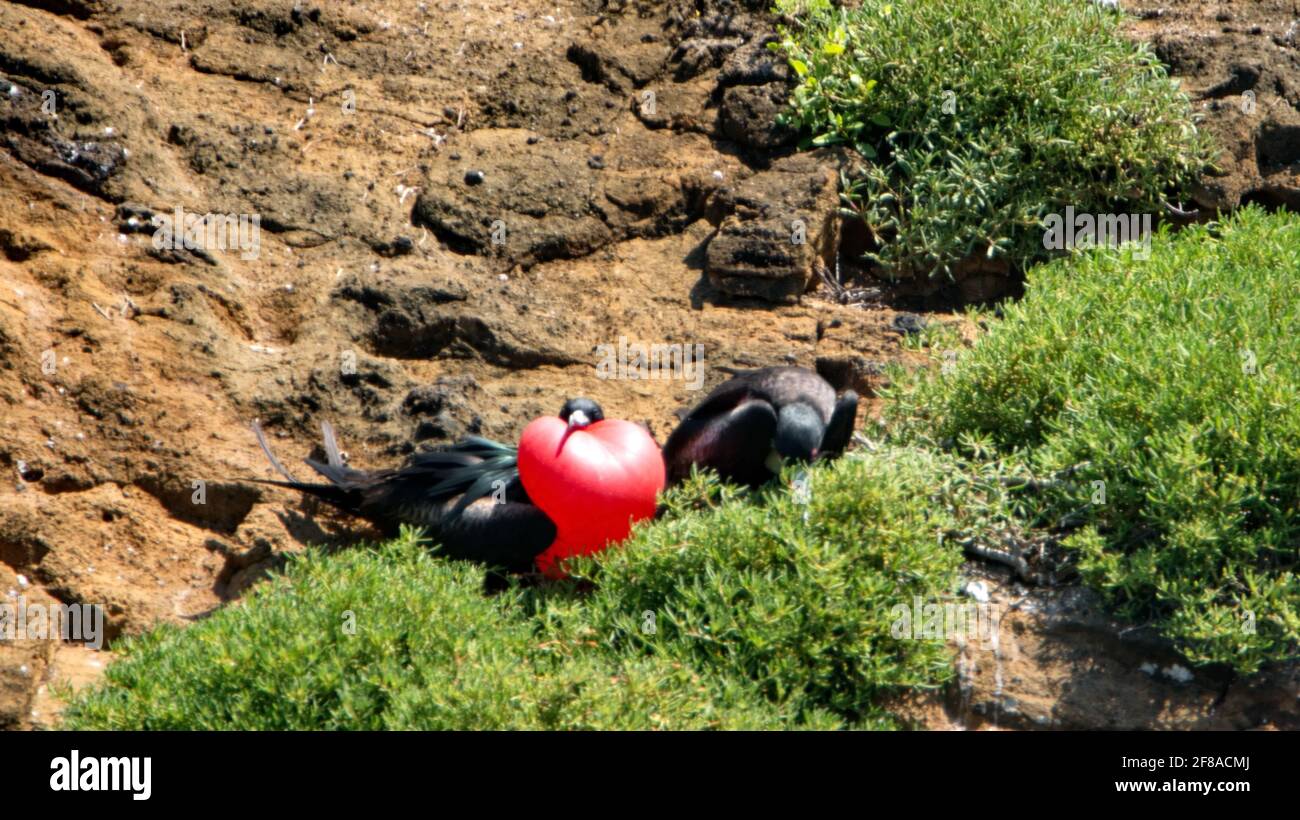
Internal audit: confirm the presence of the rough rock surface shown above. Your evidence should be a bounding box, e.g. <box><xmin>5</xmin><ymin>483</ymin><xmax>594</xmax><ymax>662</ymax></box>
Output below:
<box><xmin>894</xmin><ymin>567</ymin><xmax>1300</xmax><ymax>730</ymax></box>
<box><xmin>0</xmin><ymin>566</ymin><xmax>56</xmax><ymax>729</ymax></box>
<box><xmin>1127</xmin><ymin>0</ymin><xmax>1300</xmax><ymax>213</ymax></box>
<box><xmin>705</xmin><ymin>148</ymin><xmax>858</xmax><ymax>302</ymax></box>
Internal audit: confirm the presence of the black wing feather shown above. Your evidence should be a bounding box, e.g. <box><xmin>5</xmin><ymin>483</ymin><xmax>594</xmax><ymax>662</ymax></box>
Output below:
<box><xmin>247</xmin><ymin>423</ymin><xmax>554</xmax><ymax>571</ymax></box>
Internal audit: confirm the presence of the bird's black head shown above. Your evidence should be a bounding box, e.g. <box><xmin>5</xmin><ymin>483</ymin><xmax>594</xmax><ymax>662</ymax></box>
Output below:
<box><xmin>773</xmin><ymin>402</ymin><xmax>825</xmax><ymax>462</ymax></box>
<box><xmin>559</xmin><ymin>397</ymin><xmax>604</xmax><ymax>429</ymax></box>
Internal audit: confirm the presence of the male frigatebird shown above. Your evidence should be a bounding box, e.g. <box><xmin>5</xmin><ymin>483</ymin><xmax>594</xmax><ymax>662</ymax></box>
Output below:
<box><xmin>662</xmin><ymin>366</ymin><xmax>858</xmax><ymax>487</ymax></box>
<box><xmin>249</xmin><ymin>398</ymin><xmax>609</xmax><ymax>574</ymax></box>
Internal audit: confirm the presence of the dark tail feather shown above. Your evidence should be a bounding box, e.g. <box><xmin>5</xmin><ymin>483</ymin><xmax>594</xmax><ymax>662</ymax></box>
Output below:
<box><xmin>252</xmin><ymin>421</ymin><xmax>298</xmax><ymax>482</ymax></box>
<box><xmin>304</xmin><ymin>456</ymin><xmax>368</xmax><ymax>487</ymax></box>
<box><xmin>303</xmin><ymin>422</ymin><xmax>368</xmax><ymax>487</ymax></box>
<box><xmin>243</xmin><ymin>477</ymin><xmax>357</xmax><ymax>509</ymax></box>
<box><xmin>321</xmin><ymin>420</ymin><xmax>345</xmax><ymax>468</ymax></box>
<box><xmin>251</xmin><ymin>420</ymin><xmax>362</xmax><ymax>509</ymax></box>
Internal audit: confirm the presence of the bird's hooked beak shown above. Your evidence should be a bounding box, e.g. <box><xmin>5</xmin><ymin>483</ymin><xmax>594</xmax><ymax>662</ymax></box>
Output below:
<box><xmin>557</xmin><ymin>409</ymin><xmax>592</xmax><ymax>453</ymax></box>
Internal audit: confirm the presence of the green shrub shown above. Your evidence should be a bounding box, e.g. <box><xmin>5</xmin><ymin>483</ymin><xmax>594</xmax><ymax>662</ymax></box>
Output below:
<box><xmin>888</xmin><ymin>207</ymin><xmax>1300</xmax><ymax>672</ymax></box>
<box><xmin>558</xmin><ymin>448</ymin><xmax>969</xmax><ymax>726</ymax></box>
<box><xmin>63</xmin><ymin>447</ymin><xmax>979</xmax><ymax>730</ymax></box>
<box><xmin>774</xmin><ymin>0</ymin><xmax>1211</xmax><ymax>280</ymax></box>
<box><xmin>61</xmin><ymin>529</ymin><xmax>793</xmax><ymax>730</ymax></box>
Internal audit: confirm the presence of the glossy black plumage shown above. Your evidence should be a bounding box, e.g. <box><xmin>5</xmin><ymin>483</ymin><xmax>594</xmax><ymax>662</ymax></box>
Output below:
<box><xmin>663</xmin><ymin>366</ymin><xmax>858</xmax><ymax>487</ymax></box>
<box><xmin>249</xmin><ymin>402</ymin><xmax>603</xmax><ymax>572</ymax></box>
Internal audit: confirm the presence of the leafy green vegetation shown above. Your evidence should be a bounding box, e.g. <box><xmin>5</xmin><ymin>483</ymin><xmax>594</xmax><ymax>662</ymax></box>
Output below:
<box><xmin>64</xmin><ymin>448</ymin><xmax>989</xmax><ymax>730</ymax></box>
<box><xmin>774</xmin><ymin>0</ymin><xmax>1211</xmax><ymax>280</ymax></box>
<box><xmin>888</xmin><ymin>207</ymin><xmax>1300</xmax><ymax>672</ymax></box>
<box><xmin>60</xmin><ymin>528</ymin><xmax>792</xmax><ymax>730</ymax></box>
<box><xmin>560</xmin><ymin>449</ymin><xmax>975</xmax><ymax>725</ymax></box>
